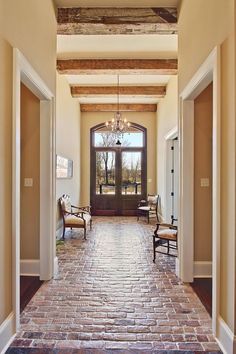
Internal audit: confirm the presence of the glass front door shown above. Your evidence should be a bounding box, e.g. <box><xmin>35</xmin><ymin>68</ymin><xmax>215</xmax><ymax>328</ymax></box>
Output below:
<box><xmin>91</xmin><ymin>124</ymin><xmax>147</xmax><ymax>215</ymax></box>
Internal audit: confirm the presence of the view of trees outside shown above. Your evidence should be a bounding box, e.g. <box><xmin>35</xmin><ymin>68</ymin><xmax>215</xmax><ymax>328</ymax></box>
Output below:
<box><xmin>94</xmin><ymin>130</ymin><xmax>143</xmax><ymax>147</ymax></box>
<box><xmin>96</xmin><ymin>133</ymin><xmax>117</xmax><ymax>195</ymax></box>
<box><xmin>96</xmin><ymin>151</ymin><xmax>115</xmax><ymax>194</ymax></box>
<box><xmin>95</xmin><ymin>131</ymin><xmax>142</xmax><ymax>195</ymax></box>
<box><xmin>122</xmin><ymin>152</ymin><xmax>141</xmax><ymax>195</ymax></box>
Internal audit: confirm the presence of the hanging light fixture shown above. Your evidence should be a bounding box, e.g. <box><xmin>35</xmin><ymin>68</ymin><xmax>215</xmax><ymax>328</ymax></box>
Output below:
<box><xmin>105</xmin><ymin>75</ymin><xmax>130</xmax><ymax>144</ymax></box>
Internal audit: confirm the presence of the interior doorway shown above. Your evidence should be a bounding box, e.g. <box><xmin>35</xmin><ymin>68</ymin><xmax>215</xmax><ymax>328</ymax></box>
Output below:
<box><xmin>12</xmin><ymin>49</ymin><xmax>56</xmax><ymax>330</ymax></box>
<box><xmin>20</xmin><ymin>83</ymin><xmax>43</xmax><ymax>312</ymax></box>
<box><xmin>191</xmin><ymin>82</ymin><xmax>213</xmax><ymax>317</ymax></box>
<box><xmin>179</xmin><ymin>47</ymin><xmax>221</xmax><ymax>335</ymax></box>
<box><xmin>90</xmin><ymin>123</ymin><xmax>147</xmax><ymax>215</ymax></box>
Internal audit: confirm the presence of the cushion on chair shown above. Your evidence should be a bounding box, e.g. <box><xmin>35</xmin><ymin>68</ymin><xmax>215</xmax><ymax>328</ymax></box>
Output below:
<box><xmin>65</xmin><ymin>213</ymin><xmax>91</xmax><ymax>226</ymax></box>
<box><xmin>156</xmin><ymin>229</ymin><xmax>177</xmax><ymax>241</ymax></box>
<box><xmin>138</xmin><ymin>206</ymin><xmax>151</xmax><ymax>211</ymax></box>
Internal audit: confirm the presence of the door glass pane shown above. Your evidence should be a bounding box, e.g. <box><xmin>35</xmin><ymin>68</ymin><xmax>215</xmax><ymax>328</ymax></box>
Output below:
<box><xmin>96</xmin><ymin>151</ymin><xmax>115</xmax><ymax>194</ymax></box>
<box><xmin>122</xmin><ymin>152</ymin><xmax>142</xmax><ymax>195</ymax></box>
<box><xmin>94</xmin><ymin>128</ymin><xmax>143</xmax><ymax>147</ymax></box>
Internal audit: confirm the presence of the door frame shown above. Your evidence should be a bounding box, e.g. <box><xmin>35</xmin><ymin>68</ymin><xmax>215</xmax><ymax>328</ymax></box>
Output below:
<box><xmin>164</xmin><ymin>126</ymin><xmax>178</xmax><ymax>222</ymax></box>
<box><xmin>179</xmin><ymin>47</ymin><xmax>221</xmax><ymax>336</ymax></box>
<box><xmin>12</xmin><ymin>48</ymin><xmax>57</xmax><ymax>330</ymax></box>
<box><xmin>90</xmin><ymin>123</ymin><xmax>147</xmax><ymax>215</ymax></box>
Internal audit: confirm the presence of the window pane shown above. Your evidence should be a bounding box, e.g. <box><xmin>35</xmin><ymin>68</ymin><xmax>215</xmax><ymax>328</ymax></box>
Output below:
<box><xmin>96</xmin><ymin>151</ymin><xmax>115</xmax><ymax>194</ymax></box>
<box><xmin>94</xmin><ymin>128</ymin><xmax>143</xmax><ymax>147</ymax></box>
<box><xmin>122</xmin><ymin>152</ymin><xmax>142</xmax><ymax>195</ymax></box>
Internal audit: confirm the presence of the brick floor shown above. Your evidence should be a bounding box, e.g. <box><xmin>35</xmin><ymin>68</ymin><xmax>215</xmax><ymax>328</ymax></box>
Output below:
<box><xmin>8</xmin><ymin>217</ymin><xmax>221</xmax><ymax>353</ymax></box>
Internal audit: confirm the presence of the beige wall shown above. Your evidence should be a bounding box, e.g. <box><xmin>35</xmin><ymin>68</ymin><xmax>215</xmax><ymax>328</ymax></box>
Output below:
<box><xmin>179</xmin><ymin>0</ymin><xmax>235</xmax><ymax>331</ymax></box>
<box><xmin>56</xmin><ymin>74</ymin><xmax>81</xmax><ymax>234</ymax></box>
<box><xmin>194</xmin><ymin>83</ymin><xmax>213</xmax><ymax>262</ymax></box>
<box><xmin>0</xmin><ymin>36</ymin><xmax>13</xmax><ymax>325</ymax></box>
<box><xmin>156</xmin><ymin>76</ymin><xmax>178</xmax><ymax>217</ymax></box>
<box><xmin>0</xmin><ymin>0</ymin><xmax>56</xmax><ymax>94</ymax></box>
<box><xmin>80</xmin><ymin>112</ymin><xmax>156</xmax><ymax>205</ymax></box>
<box><xmin>0</xmin><ymin>0</ymin><xmax>56</xmax><ymax>326</ymax></box>
<box><xmin>20</xmin><ymin>84</ymin><xmax>40</xmax><ymax>260</ymax></box>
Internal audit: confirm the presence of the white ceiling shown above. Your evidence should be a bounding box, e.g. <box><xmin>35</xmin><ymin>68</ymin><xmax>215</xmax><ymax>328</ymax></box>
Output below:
<box><xmin>55</xmin><ymin>0</ymin><xmax>180</xmax><ymax>8</ymax></box>
<box><xmin>78</xmin><ymin>96</ymin><xmax>161</xmax><ymax>104</ymax></box>
<box><xmin>66</xmin><ymin>74</ymin><xmax>171</xmax><ymax>86</ymax></box>
<box><xmin>57</xmin><ymin>34</ymin><xmax>177</xmax><ymax>60</ymax></box>
<box><xmin>56</xmin><ymin>2</ymin><xmax>178</xmax><ymax>104</ymax></box>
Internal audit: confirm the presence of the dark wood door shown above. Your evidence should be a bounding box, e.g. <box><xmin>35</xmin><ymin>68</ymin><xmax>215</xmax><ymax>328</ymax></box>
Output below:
<box><xmin>91</xmin><ymin>147</ymin><xmax>146</xmax><ymax>216</ymax></box>
<box><xmin>90</xmin><ymin>124</ymin><xmax>147</xmax><ymax>216</ymax></box>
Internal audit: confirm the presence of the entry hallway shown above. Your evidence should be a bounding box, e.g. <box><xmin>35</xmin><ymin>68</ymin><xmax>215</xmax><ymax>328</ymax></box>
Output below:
<box><xmin>8</xmin><ymin>217</ymin><xmax>221</xmax><ymax>353</ymax></box>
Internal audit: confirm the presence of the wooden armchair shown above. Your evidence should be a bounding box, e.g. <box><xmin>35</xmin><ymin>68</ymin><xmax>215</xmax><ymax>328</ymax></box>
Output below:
<box><xmin>59</xmin><ymin>194</ymin><xmax>92</xmax><ymax>240</ymax></box>
<box><xmin>137</xmin><ymin>194</ymin><xmax>160</xmax><ymax>223</ymax></box>
<box><xmin>153</xmin><ymin>217</ymin><xmax>178</xmax><ymax>261</ymax></box>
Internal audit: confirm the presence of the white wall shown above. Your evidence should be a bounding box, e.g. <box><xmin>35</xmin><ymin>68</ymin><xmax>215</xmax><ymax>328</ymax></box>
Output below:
<box><xmin>56</xmin><ymin>74</ymin><xmax>81</xmax><ymax>235</ymax></box>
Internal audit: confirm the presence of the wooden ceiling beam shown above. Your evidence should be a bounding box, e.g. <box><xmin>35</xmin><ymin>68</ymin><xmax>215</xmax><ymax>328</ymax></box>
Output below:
<box><xmin>57</xmin><ymin>7</ymin><xmax>177</xmax><ymax>35</ymax></box>
<box><xmin>71</xmin><ymin>85</ymin><xmax>166</xmax><ymax>97</ymax></box>
<box><xmin>57</xmin><ymin>59</ymin><xmax>178</xmax><ymax>75</ymax></box>
<box><xmin>80</xmin><ymin>104</ymin><xmax>157</xmax><ymax>112</ymax></box>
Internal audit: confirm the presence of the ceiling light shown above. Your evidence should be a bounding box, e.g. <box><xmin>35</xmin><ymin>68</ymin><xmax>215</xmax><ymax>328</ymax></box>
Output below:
<box><xmin>105</xmin><ymin>75</ymin><xmax>130</xmax><ymax>144</ymax></box>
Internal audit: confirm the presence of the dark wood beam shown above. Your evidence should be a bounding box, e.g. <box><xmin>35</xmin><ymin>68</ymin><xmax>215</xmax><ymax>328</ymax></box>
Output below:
<box><xmin>80</xmin><ymin>104</ymin><xmax>157</xmax><ymax>112</ymax></box>
<box><xmin>57</xmin><ymin>59</ymin><xmax>178</xmax><ymax>75</ymax></box>
<box><xmin>57</xmin><ymin>7</ymin><xmax>177</xmax><ymax>35</ymax></box>
<box><xmin>71</xmin><ymin>86</ymin><xmax>166</xmax><ymax>97</ymax></box>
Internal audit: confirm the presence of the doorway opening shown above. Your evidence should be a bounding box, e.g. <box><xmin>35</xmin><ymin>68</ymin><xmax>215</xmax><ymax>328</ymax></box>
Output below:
<box><xmin>190</xmin><ymin>82</ymin><xmax>213</xmax><ymax>317</ymax></box>
<box><xmin>90</xmin><ymin>123</ymin><xmax>147</xmax><ymax>215</ymax></box>
<box><xmin>20</xmin><ymin>83</ymin><xmax>44</xmax><ymax>312</ymax></box>
<box><xmin>179</xmin><ymin>47</ymin><xmax>220</xmax><ymax>335</ymax></box>
<box><xmin>12</xmin><ymin>49</ymin><xmax>56</xmax><ymax>331</ymax></box>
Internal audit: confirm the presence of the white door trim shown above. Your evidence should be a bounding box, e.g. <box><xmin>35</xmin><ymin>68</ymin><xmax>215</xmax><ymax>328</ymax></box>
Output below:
<box><xmin>12</xmin><ymin>48</ymin><xmax>56</xmax><ymax>331</ymax></box>
<box><xmin>179</xmin><ymin>46</ymin><xmax>221</xmax><ymax>336</ymax></box>
<box><xmin>164</xmin><ymin>126</ymin><xmax>178</xmax><ymax>221</ymax></box>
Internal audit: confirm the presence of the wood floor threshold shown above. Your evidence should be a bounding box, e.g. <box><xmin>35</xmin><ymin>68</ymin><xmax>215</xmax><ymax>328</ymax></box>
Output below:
<box><xmin>190</xmin><ymin>278</ymin><xmax>212</xmax><ymax>317</ymax></box>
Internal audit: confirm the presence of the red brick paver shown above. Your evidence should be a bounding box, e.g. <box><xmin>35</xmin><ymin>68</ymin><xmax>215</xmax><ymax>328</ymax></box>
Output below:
<box><xmin>11</xmin><ymin>217</ymin><xmax>220</xmax><ymax>352</ymax></box>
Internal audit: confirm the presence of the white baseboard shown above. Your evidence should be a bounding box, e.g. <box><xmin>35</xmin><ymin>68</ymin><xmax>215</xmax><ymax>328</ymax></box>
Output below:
<box><xmin>0</xmin><ymin>312</ymin><xmax>15</xmax><ymax>354</ymax></box>
<box><xmin>194</xmin><ymin>261</ymin><xmax>212</xmax><ymax>278</ymax></box>
<box><xmin>216</xmin><ymin>316</ymin><xmax>236</xmax><ymax>354</ymax></box>
<box><xmin>56</xmin><ymin>226</ymin><xmax>63</xmax><ymax>240</ymax></box>
<box><xmin>54</xmin><ymin>256</ymin><xmax>59</xmax><ymax>276</ymax></box>
<box><xmin>20</xmin><ymin>259</ymin><xmax>40</xmax><ymax>276</ymax></box>
<box><xmin>175</xmin><ymin>257</ymin><xmax>180</xmax><ymax>277</ymax></box>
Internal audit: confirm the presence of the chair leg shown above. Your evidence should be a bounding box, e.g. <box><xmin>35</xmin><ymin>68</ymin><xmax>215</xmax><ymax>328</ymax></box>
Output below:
<box><xmin>147</xmin><ymin>213</ymin><xmax>150</xmax><ymax>223</ymax></box>
<box><xmin>153</xmin><ymin>236</ymin><xmax>156</xmax><ymax>263</ymax></box>
<box><xmin>84</xmin><ymin>228</ymin><xmax>87</xmax><ymax>240</ymax></box>
<box><xmin>167</xmin><ymin>240</ymin><xmax>170</xmax><ymax>255</ymax></box>
<box><xmin>90</xmin><ymin>219</ymin><xmax>92</xmax><ymax>230</ymax></box>
<box><xmin>62</xmin><ymin>225</ymin><xmax>65</xmax><ymax>239</ymax></box>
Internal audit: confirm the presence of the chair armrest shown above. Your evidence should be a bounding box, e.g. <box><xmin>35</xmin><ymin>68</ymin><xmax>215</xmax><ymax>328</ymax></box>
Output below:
<box><xmin>71</xmin><ymin>205</ymin><xmax>91</xmax><ymax>213</ymax></box>
<box><xmin>64</xmin><ymin>210</ymin><xmax>89</xmax><ymax>221</ymax></box>
<box><xmin>154</xmin><ymin>222</ymin><xmax>177</xmax><ymax>235</ymax></box>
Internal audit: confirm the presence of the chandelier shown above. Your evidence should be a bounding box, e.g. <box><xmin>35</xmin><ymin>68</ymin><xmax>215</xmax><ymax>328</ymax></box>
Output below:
<box><xmin>105</xmin><ymin>75</ymin><xmax>130</xmax><ymax>144</ymax></box>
